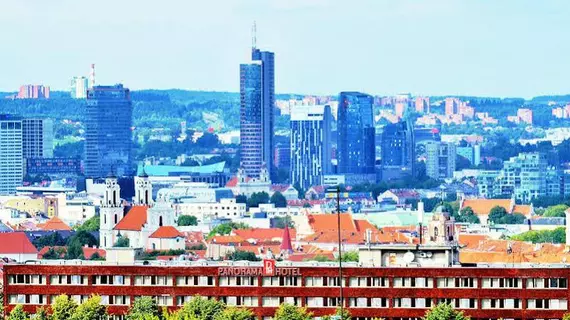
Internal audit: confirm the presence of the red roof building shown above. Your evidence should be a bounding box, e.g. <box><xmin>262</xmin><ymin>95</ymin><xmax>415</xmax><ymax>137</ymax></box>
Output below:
<box><xmin>0</xmin><ymin>232</ymin><xmax>38</xmax><ymax>262</ymax></box>
<box><xmin>114</xmin><ymin>206</ymin><xmax>148</xmax><ymax>231</ymax></box>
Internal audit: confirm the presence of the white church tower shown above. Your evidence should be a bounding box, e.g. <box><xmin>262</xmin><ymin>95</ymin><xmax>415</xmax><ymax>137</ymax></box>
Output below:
<box><xmin>99</xmin><ymin>175</ymin><xmax>124</xmax><ymax>248</ymax></box>
<box><xmin>134</xmin><ymin>169</ymin><xmax>152</xmax><ymax>206</ymax></box>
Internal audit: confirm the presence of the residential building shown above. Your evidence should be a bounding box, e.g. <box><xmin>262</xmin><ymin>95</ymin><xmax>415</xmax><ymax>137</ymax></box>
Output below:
<box><xmin>84</xmin><ymin>84</ymin><xmax>133</xmax><ymax>178</ymax></box>
<box><xmin>17</xmin><ymin>85</ymin><xmax>50</xmax><ymax>99</ymax></box>
<box><xmin>380</xmin><ymin>121</ymin><xmax>415</xmax><ymax>181</ymax></box>
<box><xmin>174</xmin><ymin>198</ymin><xmax>246</xmax><ymax>222</ymax></box>
<box><xmin>273</xmin><ymin>144</ymin><xmax>290</xmax><ymax>170</ymax></box>
<box><xmin>0</xmin><ymin>232</ymin><xmax>38</xmax><ymax>262</ymax></box>
<box><xmin>22</xmin><ymin>118</ymin><xmax>54</xmax><ymax>159</ymax></box>
<box><xmin>518</xmin><ymin>108</ymin><xmax>533</xmax><ymax>124</ymax></box>
<box><xmin>415</xmin><ymin>96</ymin><xmax>430</xmax><ymax>113</ymax></box>
<box><xmin>226</xmin><ymin>165</ymin><xmax>271</xmax><ymax>197</ymax></box>
<box><xmin>70</xmin><ymin>76</ymin><xmax>88</xmax><ymax>99</ymax></box>
<box><xmin>456</xmin><ymin>145</ymin><xmax>481</xmax><ymax>166</ymax></box>
<box><xmin>426</xmin><ymin>142</ymin><xmax>456</xmax><ymax>179</ymax></box>
<box><xmin>337</xmin><ymin>92</ymin><xmax>375</xmax><ymax>183</ymax></box>
<box><xmin>0</xmin><ymin>115</ymin><xmax>23</xmax><ymax>194</ymax></box>
<box><xmin>290</xmin><ymin>105</ymin><xmax>332</xmax><ymax>189</ymax></box>
<box><xmin>239</xmin><ymin>45</ymin><xmax>275</xmax><ymax>179</ymax></box>
<box><xmin>444</xmin><ymin>97</ymin><xmax>460</xmax><ymax>115</ymax></box>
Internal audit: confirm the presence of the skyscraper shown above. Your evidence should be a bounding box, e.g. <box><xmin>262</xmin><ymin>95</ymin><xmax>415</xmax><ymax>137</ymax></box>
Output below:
<box><xmin>426</xmin><ymin>141</ymin><xmax>456</xmax><ymax>179</ymax></box>
<box><xmin>239</xmin><ymin>43</ymin><xmax>275</xmax><ymax>179</ymax></box>
<box><xmin>337</xmin><ymin>92</ymin><xmax>375</xmax><ymax>183</ymax></box>
<box><xmin>71</xmin><ymin>77</ymin><xmax>88</xmax><ymax>99</ymax></box>
<box><xmin>380</xmin><ymin>121</ymin><xmax>415</xmax><ymax>181</ymax></box>
<box><xmin>84</xmin><ymin>84</ymin><xmax>133</xmax><ymax>178</ymax></box>
<box><xmin>290</xmin><ymin>105</ymin><xmax>332</xmax><ymax>189</ymax></box>
<box><xmin>0</xmin><ymin>115</ymin><xmax>23</xmax><ymax>194</ymax></box>
<box><xmin>22</xmin><ymin>118</ymin><xmax>54</xmax><ymax>159</ymax></box>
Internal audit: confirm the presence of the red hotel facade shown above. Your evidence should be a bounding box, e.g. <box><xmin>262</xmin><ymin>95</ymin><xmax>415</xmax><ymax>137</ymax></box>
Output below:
<box><xmin>3</xmin><ymin>262</ymin><xmax>570</xmax><ymax>320</ymax></box>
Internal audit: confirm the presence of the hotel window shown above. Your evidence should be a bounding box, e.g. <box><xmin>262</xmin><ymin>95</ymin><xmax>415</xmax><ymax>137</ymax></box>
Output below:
<box><xmin>393</xmin><ymin>277</ymin><xmax>433</xmax><ymax>288</ymax></box>
<box><xmin>438</xmin><ymin>299</ymin><xmax>459</xmax><ymax>308</ymax></box>
<box><xmin>262</xmin><ymin>276</ymin><xmax>301</xmax><ymax>287</ymax></box>
<box><xmin>176</xmin><ymin>296</ymin><xmax>212</xmax><ymax>306</ymax></box>
<box><xmin>176</xmin><ymin>276</ymin><xmax>214</xmax><ymax>286</ymax></box>
<box><xmin>371</xmin><ymin>298</ymin><xmax>389</xmax><ymax>308</ymax></box>
<box><xmin>92</xmin><ymin>275</ymin><xmax>129</xmax><ymax>285</ymax></box>
<box><xmin>527</xmin><ymin>278</ymin><xmax>567</xmax><ymax>289</ymax></box>
<box><xmin>103</xmin><ymin>296</ymin><xmax>130</xmax><ymax>306</ymax></box>
<box><xmin>481</xmin><ymin>278</ymin><xmax>521</xmax><ymax>288</ymax></box>
<box><xmin>437</xmin><ymin>278</ymin><xmax>477</xmax><ymax>288</ymax></box>
<box><xmin>9</xmin><ymin>295</ymin><xmax>25</xmax><ymax>305</ymax></box>
<box><xmin>350</xmin><ymin>298</ymin><xmax>369</xmax><ymax>307</ymax></box>
<box><xmin>306</xmin><ymin>297</ymin><xmax>324</xmax><ymax>307</ymax></box>
<box><xmin>305</xmin><ymin>277</ymin><xmax>324</xmax><ymax>287</ymax></box>
<box><xmin>458</xmin><ymin>299</ymin><xmax>477</xmax><ymax>309</ymax></box>
<box><xmin>134</xmin><ymin>276</ymin><xmax>172</xmax><ymax>286</ymax></box>
<box><xmin>262</xmin><ymin>297</ymin><xmax>280</xmax><ymax>307</ymax></box>
<box><xmin>70</xmin><ymin>295</ymin><xmax>90</xmax><ymax>304</ymax></box>
<box><xmin>482</xmin><ymin>299</ymin><xmax>521</xmax><ymax>309</ymax></box>
<box><xmin>50</xmin><ymin>275</ymin><xmax>87</xmax><ymax>285</ymax></box>
<box><xmin>283</xmin><ymin>297</ymin><xmax>302</xmax><ymax>306</ymax></box>
<box><xmin>9</xmin><ymin>274</ymin><xmax>45</xmax><ymax>285</ymax></box>
<box><xmin>323</xmin><ymin>297</ymin><xmax>342</xmax><ymax>307</ymax></box>
<box><xmin>221</xmin><ymin>296</ymin><xmax>257</xmax><ymax>307</ymax></box>
<box><xmin>394</xmin><ymin>298</ymin><xmax>432</xmax><ymax>308</ymax></box>
<box><xmin>528</xmin><ymin>299</ymin><xmax>567</xmax><ymax>310</ymax></box>
<box><xmin>219</xmin><ymin>276</ymin><xmax>258</xmax><ymax>286</ymax></box>
<box><xmin>349</xmin><ymin>277</ymin><xmax>388</xmax><ymax>287</ymax></box>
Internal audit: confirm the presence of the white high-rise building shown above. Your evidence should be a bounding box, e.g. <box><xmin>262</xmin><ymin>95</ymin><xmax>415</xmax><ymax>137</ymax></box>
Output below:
<box><xmin>426</xmin><ymin>142</ymin><xmax>456</xmax><ymax>179</ymax></box>
<box><xmin>0</xmin><ymin>115</ymin><xmax>23</xmax><ymax>194</ymax></box>
<box><xmin>70</xmin><ymin>76</ymin><xmax>88</xmax><ymax>99</ymax></box>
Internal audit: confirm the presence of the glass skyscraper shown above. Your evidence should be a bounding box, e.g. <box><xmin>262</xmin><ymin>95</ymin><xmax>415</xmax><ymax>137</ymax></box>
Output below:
<box><xmin>239</xmin><ymin>47</ymin><xmax>275</xmax><ymax>179</ymax></box>
<box><xmin>0</xmin><ymin>115</ymin><xmax>23</xmax><ymax>194</ymax></box>
<box><xmin>380</xmin><ymin>121</ymin><xmax>415</xmax><ymax>181</ymax></box>
<box><xmin>337</xmin><ymin>92</ymin><xmax>375</xmax><ymax>178</ymax></box>
<box><xmin>84</xmin><ymin>84</ymin><xmax>133</xmax><ymax>178</ymax></box>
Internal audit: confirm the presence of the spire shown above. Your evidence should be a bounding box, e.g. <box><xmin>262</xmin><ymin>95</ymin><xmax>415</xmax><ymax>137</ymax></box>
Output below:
<box><xmin>280</xmin><ymin>223</ymin><xmax>293</xmax><ymax>256</ymax></box>
<box><xmin>251</xmin><ymin>21</ymin><xmax>257</xmax><ymax>50</ymax></box>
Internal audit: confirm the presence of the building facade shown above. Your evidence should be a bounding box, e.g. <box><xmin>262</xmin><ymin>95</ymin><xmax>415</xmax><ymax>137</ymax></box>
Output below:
<box><xmin>4</xmin><ymin>262</ymin><xmax>570</xmax><ymax>320</ymax></box>
<box><xmin>84</xmin><ymin>85</ymin><xmax>133</xmax><ymax>178</ymax></box>
<box><xmin>16</xmin><ymin>85</ymin><xmax>50</xmax><ymax>99</ymax></box>
<box><xmin>415</xmin><ymin>96</ymin><xmax>430</xmax><ymax>113</ymax></box>
<box><xmin>70</xmin><ymin>77</ymin><xmax>88</xmax><ymax>99</ymax></box>
<box><xmin>0</xmin><ymin>115</ymin><xmax>23</xmax><ymax>194</ymax></box>
<box><xmin>337</xmin><ymin>92</ymin><xmax>375</xmax><ymax>182</ymax></box>
<box><xmin>290</xmin><ymin>105</ymin><xmax>332</xmax><ymax>189</ymax></box>
<box><xmin>380</xmin><ymin>121</ymin><xmax>415</xmax><ymax>181</ymax></box>
<box><xmin>426</xmin><ymin>142</ymin><xmax>456</xmax><ymax>179</ymax></box>
<box><xmin>22</xmin><ymin>118</ymin><xmax>53</xmax><ymax>159</ymax></box>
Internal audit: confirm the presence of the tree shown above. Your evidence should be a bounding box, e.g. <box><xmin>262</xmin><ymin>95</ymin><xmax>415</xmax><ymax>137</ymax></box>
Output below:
<box><xmin>126</xmin><ymin>296</ymin><xmax>160</xmax><ymax>320</ymax></box>
<box><xmin>182</xmin><ymin>159</ymin><xmax>200</xmax><ymax>167</ymax></box>
<box><xmin>66</xmin><ymin>230</ymin><xmax>97</xmax><ymax>259</ymax></box>
<box><xmin>273</xmin><ymin>304</ymin><xmax>312</xmax><ymax>320</ymax></box>
<box><xmin>178</xmin><ymin>215</ymin><xmax>198</xmax><ymax>226</ymax></box>
<box><xmin>510</xmin><ymin>227</ymin><xmax>565</xmax><ymax>243</ymax></box>
<box><xmin>177</xmin><ymin>296</ymin><xmax>226</xmax><ymax>320</ymax></box>
<box><xmin>501</xmin><ymin>213</ymin><xmax>526</xmax><ymax>224</ymax></box>
<box><xmin>456</xmin><ymin>207</ymin><xmax>480</xmax><ymax>224</ymax></box>
<box><xmin>114</xmin><ymin>236</ymin><xmax>130</xmax><ymax>248</ymax></box>
<box><xmin>51</xmin><ymin>294</ymin><xmax>79</xmax><ymax>320</ymax></box>
<box><xmin>226</xmin><ymin>250</ymin><xmax>260</xmax><ymax>261</ymax></box>
<box><xmin>270</xmin><ymin>192</ymin><xmax>287</xmax><ymax>208</ymax></box>
<box><xmin>33</xmin><ymin>231</ymin><xmax>66</xmax><ymax>249</ymax></box>
<box><xmin>196</xmin><ymin>133</ymin><xmax>221</xmax><ymax>148</ymax></box>
<box><xmin>70</xmin><ymin>295</ymin><xmax>107</xmax><ymax>320</ymax></box>
<box><xmin>544</xmin><ymin>204</ymin><xmax>569</xmax><ymax>217</ymax></box>
<box><xmin>7</xmin><ymin>305</ymin><xmax>27</xmax><ymax>320</ymax></box>
<box><xmin>488</xmin><ymin>206</ymin><xmax>508</xmax><ymax>224</ymax></box>
<box><xmin>423</xmin><ymin>303</ymin><xmax>470</xmax><ymax>320</ymax></box>
<box><xmin>235</xmin><ymin>195</ymin><xmax>247</xmax><ymax>204</ymax></box>
<box><xmin>207</xmin><ymin>222</ymin><xmax>249</xmax><ymax>239</ymax></box>
<box><xmin>338</xmin><ymin>251</ymin><xmax>359</xmax><ymax>262</ymax></box>
<box><xmin>307</xmin><ymin>255</ymin><xmax>332</xmax><ymax>262</ymax></box>
<box><xmin>35</xmin><ymin>306</ymin><xmax>49</xmax><ymax>320</ymax></box>
<box><xmin>76</xmin><ymin>215</ymin><xmax>100</xmax><ymax>232</ymax></box>
<box><xmin>322</xmin><ymin>307</ymin><xmax>351</xmax><ymax>320</ymax></box>
<box><xmin>42</xmin><ymin>247</ymin><xmax>61</xmax><ymax>259</ymax></box>
<box><xmin>90</xmin><ymin>252</ymin><xmax>105</xmax><ymax>261</ymax></box>
<box><xmin>272</xmin><ymin>216</ymin><xmax>294</xmax><ymax>229</ymax></box>
<box><xmin>563</xmin><ymin>313</ymin><xmax>570</xmax><ymax>320</ymax></box>
<box><xmin>247</xmin><ymin>192</ymin><xmax>270</xmax><ymax>208</ymax></box>
<box><xmin>215</xmin><ymin>307</ymin><xmax>255</xmax><ymax>320</ymax></box>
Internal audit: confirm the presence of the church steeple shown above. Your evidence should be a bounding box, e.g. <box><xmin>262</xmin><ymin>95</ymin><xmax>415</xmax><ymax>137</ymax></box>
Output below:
<box><xmin>135</xmin><ymin>167</ymin><xmax>152</xmax><ymax>206</ymax></box>
<box><xmin>103</xmin><ymin>175</ymin><xmax>121</xmax><ymax>208</ymax></box>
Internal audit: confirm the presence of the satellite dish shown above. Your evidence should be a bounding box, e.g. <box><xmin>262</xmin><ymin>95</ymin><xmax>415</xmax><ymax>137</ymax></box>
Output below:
<box><xmin>403</xmin><ymin>251</ymin><xmax>415</xmax><ymax>264</ymax></box>
<box><xmin>426</xmin><ymin>251</ymin><xmax>433</xmax><ymax>258</ymax></box>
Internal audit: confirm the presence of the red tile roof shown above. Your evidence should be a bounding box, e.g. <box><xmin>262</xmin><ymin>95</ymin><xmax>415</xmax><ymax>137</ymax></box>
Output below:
<box><xmin>82</xmin><ymin>247</ymin><xmax>106</xmax><ymax>259</ymax></box>
<box><xmin>114</xmin><ymin>206</ymin><xmax>147</xmax><ymax>231</ymax></box>
<box><xmin>149</xmin><ymin>226</ymin><xmax>184</xmax><ymax>239</ymax></box>
<box><xmin>226</xmin><ymin>176</ymin><xmax>251</xmax><ymax>188</ymax></box>
<box><xmin>233</xmin><ymin>228</ymin><xmax>297</xmax><ymax>242</ymax></box>
<box><xmin>0</xmin><ymin>233</ymin><xmax>38</xmax><ymax>254</ymax></box>
<box><xmin>308</xmin><ymin>213</ymin><xmax>357</xmax><ymax>232</ymax></box>
<box><xmin>39</xmin><ymin>217</ymin><xmax>72</xmax><ymax>231</ymax></box>
<box><xmin>271</xmin><ymin>184</ymin><xmax>294</xmax><ymax>193</ymax></box>
<box><xmin>513</xmin><ymin>205</ymin><xmax>532</xmax><ymax>217</ymax></box>
<box><xmin>462</xmin><ymin>199</ymin><xmax>512</xmax><ymax>215</ymax></box>
<box><xmin>354</xmin><ymin>219</ymin><xmax>377</xmax><ymax>232</ymax></box>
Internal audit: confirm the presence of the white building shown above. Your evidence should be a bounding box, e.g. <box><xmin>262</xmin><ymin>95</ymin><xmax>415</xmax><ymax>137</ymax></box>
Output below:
<box><xmin>228</xmin><ymin>165</ymin><xmax>271</xmax><ymax>197</ymax></box>
<box><xmin>0</xmin><ymin>116</ymin><xmax>23</xmax><ymax>195</ymax></box>
<box><xmin>249</xmin><ymin>203</ymin><xmax>300</xmax><ymax>218</ymax></box>
<box><xmin>174</xmin><ymin>198</ymin><xmax>246</xmax><ymax>222</ymax></box>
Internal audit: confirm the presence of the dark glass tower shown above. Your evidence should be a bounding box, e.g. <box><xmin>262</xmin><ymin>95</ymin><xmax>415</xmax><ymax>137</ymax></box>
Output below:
<box><xmin>337</xmin><ymin>92</ymin><xmax>375</xmax><ymax>176</ymax></box>
<box><xmin>84</xmin><ymin>84</ymin><xmax>133</xmax><ymax>178</ymax></box>
<box><xmin>239</xmin><ymin>47</ymin><xmax>275</xmax><ymax>179</ymax></box>
<box><xmin>380</xmin><ymin>121</ymin><xmax>415</xmax><ymax>180</ymax></box>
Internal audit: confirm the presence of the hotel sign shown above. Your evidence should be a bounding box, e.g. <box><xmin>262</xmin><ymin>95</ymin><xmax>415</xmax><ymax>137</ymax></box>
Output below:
<box><xmin>218</xmin><ymin>260</ymin><xmax>301</xmax><ymax>276</ymax></box>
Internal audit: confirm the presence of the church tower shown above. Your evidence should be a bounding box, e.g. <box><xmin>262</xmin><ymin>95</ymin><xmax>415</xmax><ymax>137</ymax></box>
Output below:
<box><xmin>134</xmin><ymin>169</ymin><xmax>152</xmax><ymax>206</ymax></box>
<box><xmin>259</xmin><ymin>162</ymin><xmax>270</xmax><ymax>183</ymax></box>
<box><xmin>99</xmin><ymin>175</ymin><xmax>124</xmax><ymax>248</ymax></box>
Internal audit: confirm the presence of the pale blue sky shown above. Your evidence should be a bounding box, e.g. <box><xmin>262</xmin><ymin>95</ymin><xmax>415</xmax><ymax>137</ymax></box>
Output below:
<box><xmin>0</xmin><ymin>0</ymin><xmax>568</xmax><ymax>97</ymax></box>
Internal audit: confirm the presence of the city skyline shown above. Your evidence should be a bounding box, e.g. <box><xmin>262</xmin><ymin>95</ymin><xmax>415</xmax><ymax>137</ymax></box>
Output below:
<box><xmin>1</xmin><ymin>0</ymin><xmax>569</xmax><ymax>97</ymax></box>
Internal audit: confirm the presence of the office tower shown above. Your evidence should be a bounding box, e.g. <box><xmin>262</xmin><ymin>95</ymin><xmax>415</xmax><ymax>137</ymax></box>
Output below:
<box><xmin>426</xmin><ymin>142</ymin><xmax>456</xmax><ymax>179</ymax></box>
<box><xmin>17</xmin><ymin>85</ymin><xmax>50</xmax><ymax>99</ymax></box>
<box><xmin>22</xmin><ymin>119</ymin><xmax>54</xmax><ymax>159</ymax></box>
<box><xmin>290</xmin><ymin>105</ymin><xmax>332</xmax><ymax>189</ymax></box>
<box><xmin>337</xmin><ymin>92</ymin><xmax>375</xmax><ymax>183</ymax></box>
<box><xmin>415</xmin><ymin>96</ymin><xmax>430</xmax><ymax>113</ymax></box>
<box><xmin>84</xmin><ymin>84</ymin><xmax>133</xmax><ymax>178</ymax></box>
<box><xmin>445</xmin><ymin>97</ymin><xmax>459</xmax><ymax>115</ymax></box>
<box><xmin>0</xmin><ymin>115</ymin><xmax>23</xmax><ymax>194</ymax></box>
<box><xmin>381</xmin><ymin>121</ymin><xmax>415</xmax><ymax>180</ymax></box>
<box><xmin>273</xmin><ymin>143</ymin><xmax>291</xmax><ymax>170</ymax></box>
<box><xmin>239</xmin><ymin>42</ymin><xmax>275</xmax><ymax>179</ymax></box>
<box><xmin>71</xmin><ymin>77</ymin><xmax>89</xmax><ymax>99</ymax></box>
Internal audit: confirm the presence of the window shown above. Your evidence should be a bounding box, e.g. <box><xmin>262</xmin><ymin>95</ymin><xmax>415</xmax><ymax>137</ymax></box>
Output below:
<box><xmin>9</xmin><ymin>275</ymin><xmax>45</xmax><ymax>285</ymax></box>
<box><xmin>349</xmin><ymin>277</ymin><xmax>388</xmax><ymax>287</ymax></box>
<box><xmin>134</xmin><ymin>276</ymin><xmax>171</xmax><ymax>286</ymax></box>
<box><xmin>92</xmin><ymin>275</ymin><xmax>129</xmax><ymax>285</ymax></box>
<box><xmin>437</xmin><ymin>278</ymin><xmax>477</xmax><ymax>288</ymax></box>
<box><xmin>176</xmin><ymin>276</ymin><xmax>214</xmax><ymax>286</ymax></box>
<box><xmin>394</xmin><ymin>298</ymin><xmax>432</xmax><ymax>308</ymax></box>
<box><xmin>219</xmin><ymin>276</ymin><xmax>258</xmax><ymax>286</ymax></box>
<box><xmin>306</xmin><ymin>297</ymin><xmax>324</xmax><ymax>307</ymax></box>
<box><xmin>482</xmin><ymin>278</ymin><xmax>521</xmax><ymax>288</ymax></box>
<box><xmin>393</xmin><ymin>277</ymin><xmax>433</xmax><ymax>288</ymax></box>
<box><xmin>305</xmin><ymin>277</ymin><xmax>323</xmax><ymax>287</ymax></box>
<box><xmin>528</xmin><ymin>299</ymin><xmax>567</xmax><ymax>310</ymax></box>
<box><xmin>527</xmin><ymin>278</ymin><xmax>568</xmax><ymax>289</ymax></box>
<box><xmin>262</xmin><ymin>297</ymin><xmax>280</xmax><ymax>307</ymax></box>
<box><xmin>50</xmin><ymin>275</ymin><xmax>88</xmax><ymax>285</ymax></box>
<box><xmin>262</xmin><ymin>276</ymin><xmax>301</xmax><ymax>287</ymax></box>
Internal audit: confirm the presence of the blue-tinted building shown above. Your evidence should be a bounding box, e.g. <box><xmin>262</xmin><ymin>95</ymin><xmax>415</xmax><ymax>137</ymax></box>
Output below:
<box><xmin>380</xmin><ymin>121</ymin><xmax>415</xmax><ymax>181</ymax></box>
<box><xmin>239</xmin><ymin>47</ymin><xmax>275</xmax><ymax>179</ymax></box>
<box><xmin>337</xmin><ymin>92</ymin><xmax>375</xmax><ymax>181</ymax></box>
<box><xmin>84</xmin><ymin>85</ymin><xmax>133</xmax><ymax>178</ymax></box>
<box><xmin>290</xmin><ymin>105</ymin><xmax>332</xmax><ymax>189</ymax></box>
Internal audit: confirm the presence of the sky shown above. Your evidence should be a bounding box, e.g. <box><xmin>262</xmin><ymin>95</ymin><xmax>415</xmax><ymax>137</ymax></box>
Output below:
<box><xmin>0</xmin><ymin>0</ymin><xmax>569</xmax><ymax>97</ymax></box>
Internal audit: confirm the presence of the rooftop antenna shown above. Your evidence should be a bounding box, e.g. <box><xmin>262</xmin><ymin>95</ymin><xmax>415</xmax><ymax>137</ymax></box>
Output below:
<box><xmin>251</xmin><ymin>21</ymin><xmax>257</xmax><ymax>50</ymax></box>
<box><xmin>89</xmin><ymin>63</ymin><xmax>96</xmax><ymax>88</ymax></box>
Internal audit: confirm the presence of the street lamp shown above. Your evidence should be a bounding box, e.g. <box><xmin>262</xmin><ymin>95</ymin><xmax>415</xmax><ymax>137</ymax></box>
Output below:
<box><xmin>326</xmin><ymin>186</ymin><xmax>344</xmax><ymax>315</ymax></box>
